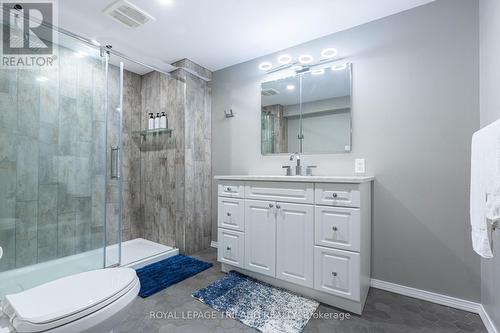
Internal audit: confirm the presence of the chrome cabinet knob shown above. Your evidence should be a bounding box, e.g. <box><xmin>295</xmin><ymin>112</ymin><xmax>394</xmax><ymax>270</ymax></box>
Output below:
<box><xmin>332</xmin><ymin>272</ymin><xmax>338</xmax><ymax>277</ymax></box>
<box><xmin>269</xmin><ymin>203</ymin><xmax>274</xmax><ymax>208</ymax></box>
<box><xmin>332</xmin><ymin>193</ymin><xmax>338</xmax><ymax>199</ymax></box>
<box><xmin>276</xmin><ymin>204</ymin><xmax>281</xmax><ymax>209</ymax></box>
<box><xmin>332</xmin><ymin>226</ymin><xmax>338</xmax><ymax>231</ymax></box>
<box><xmin>227</xmin><ymin>212</ymin><xmax>231</xmax><ymax>217</ymax></box>
<box><xmin>226</xmin><ymin>246</ymin><xmax>231</xmax><ymax>250</ymax></box>
<box><xmin>226</xmin><ymin>187</ymin><xmax>231</xmax><ymax>192</ymax></box>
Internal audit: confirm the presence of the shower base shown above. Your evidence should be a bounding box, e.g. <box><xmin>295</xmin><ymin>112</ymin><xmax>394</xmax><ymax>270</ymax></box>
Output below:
<box><xmin>0</xmin><ymin>238</ymin><xmax>178</xmax><ymax>298</ymax></box>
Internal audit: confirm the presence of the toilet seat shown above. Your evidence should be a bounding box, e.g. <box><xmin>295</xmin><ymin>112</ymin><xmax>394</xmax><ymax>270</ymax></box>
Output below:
<box><xmin>2</xmin><ymin>268</ymin><xmax>139</xmax><ymax>333</ymax></box>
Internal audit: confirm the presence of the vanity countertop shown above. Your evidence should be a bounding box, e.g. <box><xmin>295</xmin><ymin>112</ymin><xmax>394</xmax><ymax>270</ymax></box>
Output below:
<box><xmin>214</xmin><ymin>175</ymin><xmax>374</xmax><ymax>183</ymax></box>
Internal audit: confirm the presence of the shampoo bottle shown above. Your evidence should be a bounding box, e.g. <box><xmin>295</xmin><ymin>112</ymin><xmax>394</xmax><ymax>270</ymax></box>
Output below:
<box><xmin>148</xmin><ymin>113</ymin><xmax>154</xmax><ymax>130</ymax></box>
<box><xmin>154</xmin><ymin>113</ymin><xmax>160</xmax><ymax>129</ymax></box>
<box><xmin>160</xmin><ymin>112</ymin><xmax>167</xmax><ymax>129</ymax></box>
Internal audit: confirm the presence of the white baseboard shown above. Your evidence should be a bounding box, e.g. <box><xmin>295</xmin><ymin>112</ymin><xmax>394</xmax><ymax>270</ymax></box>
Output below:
<box><xmin>207</xmin><ymin>244</ymin><xmax>496</xmax><ymax>332</ymax></box>
<box><xmin>371</xmin><ymin>279</ymin><xmax>497</xmax><ymax>332</ymax></box>
<box><xmin>479</xmin><ymin>305</ymin><xmax>499</xmax><ymax>333</ymax></box>
<box><xmin>370</xmin><ymin>279</ymin><xmax>481</xmax><ymax>313</ymax></box>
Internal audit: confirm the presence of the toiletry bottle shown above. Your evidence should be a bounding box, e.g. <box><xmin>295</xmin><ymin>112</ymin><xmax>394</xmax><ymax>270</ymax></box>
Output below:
<box><xmin>160</xmin><ymin>112</ymin><xmax>167</xmax><ymax>129</ymax></box>
<box><xmin>148</xmin><ymin>113</ymin><xmax>154</xmax><ymax>130</ymax></box>
<box><xmin>154</xmin><ymin>113</ymin><xmax>160</xmax><ymax>129</ymax></box>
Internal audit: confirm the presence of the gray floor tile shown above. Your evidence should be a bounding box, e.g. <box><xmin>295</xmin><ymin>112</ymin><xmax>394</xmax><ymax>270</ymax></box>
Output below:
<box><xmin>115</xmin><ymin>249</ymin><xmax>486</xmax><ymax>333</ymax></box>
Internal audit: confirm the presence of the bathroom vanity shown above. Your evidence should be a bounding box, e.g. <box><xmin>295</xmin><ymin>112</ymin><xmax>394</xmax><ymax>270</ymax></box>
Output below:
<box><xmin>215</xmin><ymin>175</ymin><xmax>373</xmax><ymax>314</ymax></box>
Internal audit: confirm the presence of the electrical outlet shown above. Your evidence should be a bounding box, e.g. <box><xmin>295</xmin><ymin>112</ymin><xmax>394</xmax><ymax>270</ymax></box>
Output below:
<box><xmin>355</xmin><ymin>158</ymin><xmax>366</xmax><ymax>174</ymax></box>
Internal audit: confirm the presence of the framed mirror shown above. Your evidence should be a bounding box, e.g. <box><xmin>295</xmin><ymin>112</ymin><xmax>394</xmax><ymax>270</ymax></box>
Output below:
<box><xmin>261</xmin><ymin>63</ymin><xmax>352</xmax><ymax>154</ymax></box>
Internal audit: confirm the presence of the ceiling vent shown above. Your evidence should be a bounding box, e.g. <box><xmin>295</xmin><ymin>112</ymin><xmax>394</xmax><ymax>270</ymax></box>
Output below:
<box><xmin>103</xmin><ymin>0</ymin><xmax>155</xmax><ymax>28</ymax></box>
<box><xmin>261</xmin><ymin>88</ymin><xmax>280</xmax><ymax>96</ymax></box>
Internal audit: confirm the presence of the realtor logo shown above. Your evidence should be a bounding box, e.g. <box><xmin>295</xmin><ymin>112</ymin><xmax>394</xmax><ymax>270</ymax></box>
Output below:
<box><xmin>1</xmin><ymin>0</ymin><xmax>57</xmax><ymax>67</ymax></box>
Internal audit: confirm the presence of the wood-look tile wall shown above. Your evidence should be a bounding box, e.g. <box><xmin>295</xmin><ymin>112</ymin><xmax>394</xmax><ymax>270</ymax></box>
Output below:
<box><xmin>120</xmin><ymin>60</ymin><xmax>212</xmax><ymax>254</ymax></box>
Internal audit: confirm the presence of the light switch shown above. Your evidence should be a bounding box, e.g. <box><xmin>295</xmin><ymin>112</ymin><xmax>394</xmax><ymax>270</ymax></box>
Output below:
<box><xmin>355</xmin><ymin>159</ymin><xmax>365</xmax><ymax>174</ymax></box>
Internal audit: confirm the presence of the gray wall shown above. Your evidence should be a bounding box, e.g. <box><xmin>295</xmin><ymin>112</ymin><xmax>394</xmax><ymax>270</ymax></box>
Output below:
<box><xmin>211</xmin><ymin>0</ymin><xmax>481</xmax><ymax>302</ymax></box>
<box><xmin>479</xmin><ymin>0</ymin><xmax>500</xmax><ymax>329</ymax></box>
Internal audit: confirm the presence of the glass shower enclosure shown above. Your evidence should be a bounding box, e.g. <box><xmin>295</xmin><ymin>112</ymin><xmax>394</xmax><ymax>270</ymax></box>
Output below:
<box><xmin>0</xmin><ymin>16</ymin><xmax>124</xmax><ymax>296</ymax></box>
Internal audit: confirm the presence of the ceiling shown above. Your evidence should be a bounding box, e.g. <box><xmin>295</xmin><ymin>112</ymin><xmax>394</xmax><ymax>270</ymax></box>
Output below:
<box><xmin>59</xmin><ymin>0</ymin><xmax>435</xmax><ymax>73</ymax></box>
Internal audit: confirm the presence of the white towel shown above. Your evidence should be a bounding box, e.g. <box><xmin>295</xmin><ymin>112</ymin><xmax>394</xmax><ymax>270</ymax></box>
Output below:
<box><xmin>470</xmin><ymin>119</ymin><xmax>500</xmax><ymax>258</ymax></box>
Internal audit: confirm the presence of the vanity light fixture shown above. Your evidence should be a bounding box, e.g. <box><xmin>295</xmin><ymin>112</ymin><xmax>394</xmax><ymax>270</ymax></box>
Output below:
<box><xmin>292</xmin><ymin>65</ymin><xmax>303</xmax><ymax>71</ymax></box>
<box><xmin>259</xmin><ymin>62</ymin><xmax>273</xmax><ymax>71</ymax></box>
<box><xmin>36</xmin><ymin>76</ymin><xmax>49</xmax><ymax>82</ymax></box>
<box><xmin>331</xmin><ymin>63</ymin><xmax>347</xmax><ymax>71</ymax></box>
<box><xmin>286</xmin><ymin>84</ymin><xmax>295</xmax><ymax>91</ymax></box>
<box><xmin>321</xmin><ymin>48</ymin><xmax>338</xmax><ymax>59</ymax></box>
<box><xmin>74</xmin><ymin>50</ymin><xmax>88</xmax><ymax>58</ymax></box>
<box><xmin>298</xmin><ymin>54</ymin><xmax>314</xmax><ymax>64</ymax></box>
<box><xmin>311</xmin><ymin>68</ymin><xmax>325</xmax><ymax>75</ymax></box>
<box><xmin>277</xmin><ymin>54</ymin><xmax>292</xmax><ymax>64</ymax></box>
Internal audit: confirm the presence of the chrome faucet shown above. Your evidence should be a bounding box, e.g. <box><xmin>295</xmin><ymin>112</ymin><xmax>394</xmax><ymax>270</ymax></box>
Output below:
<box><xmin>289</xmin><ymin>152</ymin><xmax>302</xmax><ymax>176</ymax></box>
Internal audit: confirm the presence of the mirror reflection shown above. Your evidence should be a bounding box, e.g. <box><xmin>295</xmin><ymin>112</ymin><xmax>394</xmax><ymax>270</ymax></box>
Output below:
<box><xmin>261</xmin><ymin>63</ymin><xmax>352</xmax><ymax>154</ymax></box>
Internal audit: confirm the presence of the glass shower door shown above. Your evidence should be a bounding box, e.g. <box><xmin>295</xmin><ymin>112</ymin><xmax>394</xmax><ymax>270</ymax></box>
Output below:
<box><xmin>0</xmin><ymin>25</ymin><xmax>110</xmax><ymax>296</ymax></box>
<box><xmin>104</xmin><ymin>56</ymin><xmax>124</xmax><ymax>268</ymax></box>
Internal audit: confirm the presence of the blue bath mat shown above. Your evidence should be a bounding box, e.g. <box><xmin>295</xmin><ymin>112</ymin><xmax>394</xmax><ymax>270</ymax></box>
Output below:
<box><xmin>192</xmin><ymin>271</ymin><xmax>319</xmax><ymax>333</ymax></box>
<box><xmin>136</xmin><ymin>255</ymin><xmax>212</xmax><ymax>298</ymax></box>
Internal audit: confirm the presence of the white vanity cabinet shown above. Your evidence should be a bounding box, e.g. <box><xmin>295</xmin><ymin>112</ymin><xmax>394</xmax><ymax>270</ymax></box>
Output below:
<box><xmin>215</xmin><ymin>175</ymin><xmax>373</xmax><ymax>314</ymax></box>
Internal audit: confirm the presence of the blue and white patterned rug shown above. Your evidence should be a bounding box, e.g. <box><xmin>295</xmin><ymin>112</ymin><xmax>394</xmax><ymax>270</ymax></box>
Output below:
<box><xmin>192</xmin><ymin>271</ymin><xmax>319</xmax><ymax>333</ymax></box>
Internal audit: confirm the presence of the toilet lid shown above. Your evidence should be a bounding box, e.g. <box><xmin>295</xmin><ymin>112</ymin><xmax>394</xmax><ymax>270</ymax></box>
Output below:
<box><xmin>3</xmin><ymin>268</ymin><xmax>138</xmax><ymax>331</ymax></box>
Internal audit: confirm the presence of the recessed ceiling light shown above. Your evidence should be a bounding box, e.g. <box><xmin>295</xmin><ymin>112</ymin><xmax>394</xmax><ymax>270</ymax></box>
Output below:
<box><xmin>91</xmin><ymin>39</ymin><xmax>101</xmax><ymax>46</ymax></box>
<box><xmin>259</xmin><ymin>62</ymin><xmax>273</xmax><ymax>71</ymax></box>
<box><xmin>331</xmin><ymin>63</ymin><xmax>347</xmax><ymax>71</ymax></box>
<box><xmin>321</xmin><ymin>48</ymin><xmax>338</xmax><ymax>59</ymax></box>
<box><xmin>298</xmin><ymin>55</ymin><xmax>313</xmax><ymax>64</ymax></box>
<box><xmin>286</xmin><ymin>84</ymin><xmax>295</xmax><ymax>91</ymax></box>
<box><xmin>311</xmin><ymin>69</ymin><xmax>325</xmax><ymax>75</ymax></box>
<box><xmin>277</xmin><ymin>54</ymin><xmax>292</xmax><ymax>64</ymax></box>
<box><xmin>36</xmin><ymin>76</ymin><xmax>49</xmax><ymax>82</ymax></box>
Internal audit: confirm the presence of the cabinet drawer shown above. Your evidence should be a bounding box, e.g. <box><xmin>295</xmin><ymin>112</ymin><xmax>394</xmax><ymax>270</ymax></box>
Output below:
<box><xmin>315</xmin><ymin>184</ymin><xmax>360</xmax><ymax>207</ymax></box>
<box><xmin>218</xmin><ymin>228</ymin><xmax>245</xmax><ymax>268</ymax></box>
<box><xmin>245</xmin><ymin>181</ymin><xmax>314</xmax><ymax>204</ymax></box>
<box><xmin>218</xmin><ymin>181</ymin><xmax>245</xmax><ymax>198</ymax></box>
<box><xmin>315</xmin><ymin>206</ymin><xmax>360</xmax><ymax>252</ymax></box>
<box><xmin>314</xmin><ymin>246</ymin><xmax>360</xmax><ymax>301</ymax></box>
<box><xmin>218</xmin><ymin>197</ymin><xmax>245</xmax><ymax>232</ymax></box>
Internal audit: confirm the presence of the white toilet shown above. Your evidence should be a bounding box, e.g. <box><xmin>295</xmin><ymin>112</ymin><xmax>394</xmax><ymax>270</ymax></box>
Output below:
<box><xmin>0</xmin><ymin>268</ymin><xmax>140</xmax><ymax>333</ymax></box>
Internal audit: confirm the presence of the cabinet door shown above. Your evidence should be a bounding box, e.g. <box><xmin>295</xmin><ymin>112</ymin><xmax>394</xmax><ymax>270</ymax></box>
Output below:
<box><xmin>218</xmin><ymin>197</ymin><xmax>245</xmax><ymax>232</ymax></box>
<box><xmin>314</xmin><ymin>246</ymin><xmax>360</xmax><ymax>301</ymax></box>
<box><xmin>244</xmin><ymin>199</ymin><xmax>276</xmax><ymax>277</ymax></box>
<box><xmin>218</xmin><ymin>228</ymin><xmax>244</xmax><ymax>268</ymax></box>
<box><xmin>276</xmin><ymin>202</ymin><xmax>314</xmax><ymax>288</ymax></box>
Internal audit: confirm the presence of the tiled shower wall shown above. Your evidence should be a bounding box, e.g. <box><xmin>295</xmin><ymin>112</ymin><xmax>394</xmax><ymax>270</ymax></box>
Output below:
<box><xmin>135</xmin><ymin>61</ymin><xmax>212</xmax><ymax>254</ymax></box>
<box><xmin>0</xmin><ymin>47</ymin><xmax>108</xmax><ymax>272</ymax></box>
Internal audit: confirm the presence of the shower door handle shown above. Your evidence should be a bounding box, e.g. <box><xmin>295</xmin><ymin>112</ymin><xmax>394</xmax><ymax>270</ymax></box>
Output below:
<box><xmin>111</xmin><ymin>146</ymin><xmax>120</xmax><ymax>179</ymax></box>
